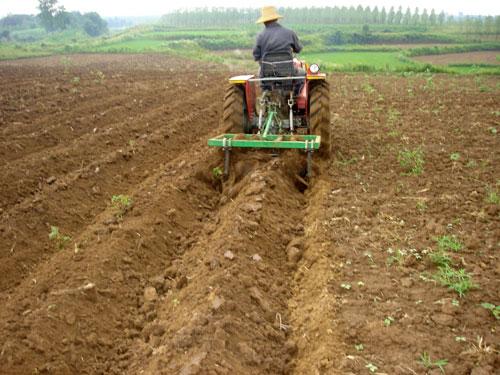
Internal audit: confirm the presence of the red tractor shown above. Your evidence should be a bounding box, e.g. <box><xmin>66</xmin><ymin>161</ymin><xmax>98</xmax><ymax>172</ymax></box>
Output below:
<box><xmin>209</xmin><ymin>52</ymin><xmax>331</xmax><ymax>177</ymax></box>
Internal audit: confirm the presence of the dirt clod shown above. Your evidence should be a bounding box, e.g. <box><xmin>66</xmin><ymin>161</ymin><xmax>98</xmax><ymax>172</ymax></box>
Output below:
<box><xmin>46</xmin><ymin>176</ymin><xmax>57</xmax><ymax>184</ymax></box>
<box><xmin>176</xmin><ymin>276</ymin><xmax>188</xmax><ymax>290</ymax></box>
<box><xmin>287</xmin><ymin>246</ymin><xmax>302</xmax><ymax>264</ymax></box>
<box><xmin>143</xmin><ymin>287</ymin><xmax>158</xmax><ymax>302</ymax></box>
<box><xmin>224</xmin><ymin>250</ymin><xmax>235</xmax><ymax>260</ymax></box>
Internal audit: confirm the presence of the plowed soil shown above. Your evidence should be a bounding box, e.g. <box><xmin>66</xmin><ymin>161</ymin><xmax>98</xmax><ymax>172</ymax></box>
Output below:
<box><xmin>413</xmin><ymin>51</ymin><xmax>500</xmax><ymax>66</ymax></box>
<box><xmin>0</xmin><ymin>54</ymin><xmax>498</xmax><ymax>375</ymax></box>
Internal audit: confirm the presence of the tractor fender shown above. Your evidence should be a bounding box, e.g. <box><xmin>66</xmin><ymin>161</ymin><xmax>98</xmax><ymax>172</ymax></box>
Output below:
<box><xmin>229</xmin><ymin>75</ymin><xmax>256</xmax><ymax>123</ymax></box>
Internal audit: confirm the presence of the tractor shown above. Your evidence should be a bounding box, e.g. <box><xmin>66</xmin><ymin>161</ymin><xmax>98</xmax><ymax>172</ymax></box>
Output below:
<box><xmin>208</xmin><ymin>52</ymin><xmax>331</xmax><ymax>177</ymax></box>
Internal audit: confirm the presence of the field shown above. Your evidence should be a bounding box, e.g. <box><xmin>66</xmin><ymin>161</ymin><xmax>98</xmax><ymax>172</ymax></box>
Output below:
<box><xmin>1</xmin><ymin>22</ymin><xmax>500</xmax><ymax>75</ymax></box>
<box><xmin>0</xmin><ymin>54</ymin><xmax>499</xmax><ymax>374</ymax></box>
<box><xmin>414</xmin><ymin>51</ymin><xmax>500</xmax><ymax>65</ymax></box>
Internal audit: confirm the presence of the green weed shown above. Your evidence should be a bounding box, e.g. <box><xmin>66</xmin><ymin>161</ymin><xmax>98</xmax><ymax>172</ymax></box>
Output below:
<box><xmin>436</xmin><ymin>235</ymin><xmax>463</xmax><ymax>252</ymax></box>
<box><xmin>387</xmin><ymin>109</ymin><xmax>401</xmax><ymax>123</ymax></box>
<box><xmin>486</xmin><ymin>189</ymin><xmax>499</xmax><ymax>204</ymax></box>
<box><xmin>423</xmin><ymin>76</ymin><xmax>435</xmax><ymax>91</ymax></box>
<box><xmin>398</xmin><ymin>148</ymin><xmax>424</xmax><ymax>175</ymax></box>
<box><xmin>489</xmin><ymin>127</ymin><xmax>498</xmax><ymax>135</ymax></box>
<box><xmin>212</xmin><ymin>166</ymin><xmax>223</xmax><ymax>180</ymax></box>
<box><xmin>91</xmin><ymin>69</ymin><xmax>105</xmax><ymax>84</ymax></box>
<box><xmin>388</xmin><ymin>129</ymin><xmax>400</xmax><ymax>138</ymax></box>
<box><xmin>49</xmin><ymin>226</ymin><xmax>71</xmax><ymax>250</ymax></box>
<box><xmin>418</xmin><ymin>352</ymin><xmax>448</xmax><ymax>373</ymax></box>
<box><xmin>60</xmin><ymin>56</ymin><xmax>73</xmax><ymax>74</ymax></box>
<box><xmin>111</xmin><ymin>194</ymin><xmax>132</xmax><ymax>218</ymax></box>
<box><xmin>384</xmin><ymin>316</ymin><xmax>395</xmax><ymax>326</ymax></box>
<box><xmin>387</xmin><ymin>248</ymin><xmax>406</xmax><ymax>266</ymax></box>
<box><xmin>336</xmin><ymin>152</ymin><xmax>358</xmax><ymax>167</ymax></box>
<box><xmin>466</xmin><ymin>160</ymin><xmax>477</xmax><ymax>168</ymax></box>
<box><xmin>416</xmin><ymin>200</ymin><xmax>428</xmax><ymax>213</ymax></box>
<box><xmin>362</xmin><ymin>82</ymin><xmax>375</xmax><ymax>94</ymax></box>
<box><xmin>429</xmin><ymin>250</ymin><xmax>452</xmax><ymax>267</ymax></box>
<box><xmin>480</xmin><ymin>303</ymin><xmax>500</xmax><ymax>319</ymax></box>
<box><xmin>434</xmin><ymin>265</ymin><xmax>474</xmax><ymax>297</ymax></box>
<box><xmin>450</xmin><ymin>152</ymin><xmax>461</xmax><ymax>161</ymax></box>
<box><xmin>365</xmin><ymin>363</ymin><xmax>378</xmax><ymax>373</ymax></box>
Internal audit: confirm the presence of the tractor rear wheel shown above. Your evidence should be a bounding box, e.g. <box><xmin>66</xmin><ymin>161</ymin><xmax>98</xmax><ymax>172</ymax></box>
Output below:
<box><xmin>309</xmin><ymin>80</ymin><xmax>331</xmax><ymax>158</ymax></box>
<box><xmin>222</xmin><ymin>85</ymin><xmax>247</xmax><ymax>133</ymax></box>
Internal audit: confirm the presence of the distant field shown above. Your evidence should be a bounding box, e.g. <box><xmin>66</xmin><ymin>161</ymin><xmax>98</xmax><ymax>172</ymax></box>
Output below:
<box><xmin>1</xmin><ymin>23</ymin><xmax>499</xmax><ymax>74</ymax></box>
<box><xmin>302</xmin><ymin>51</ymin><xmax>407</xmax><ymax>71</ymax></box>
<box><xmin>413</xmin><ymin>51</ymin><xmax>500</xmax><ymax>65</ymax></box>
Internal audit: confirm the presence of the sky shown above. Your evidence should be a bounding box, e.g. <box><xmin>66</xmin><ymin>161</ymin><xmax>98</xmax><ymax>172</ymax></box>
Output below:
<box><xmin>1</xmin><ymin>0</ymin><xmax>499</xmax><ymax>18</ymax></box>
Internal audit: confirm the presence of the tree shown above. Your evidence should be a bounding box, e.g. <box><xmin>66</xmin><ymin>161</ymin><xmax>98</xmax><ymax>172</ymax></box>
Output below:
<box><xmin>484</xmin><ymin>16</ymin><xmax>494</xmax><ymax>34</ymax></box>
<box><xmin>380</xmin><ymin>7</ymin><xmax>387</xmax><ymax>24</ymax></box>
<box><xmin>402</xmin><ymin>7</ymin><xmax>411</xmax><ymax>25</ymax></box>
<box><xmin>421</xmin><ymin>9</ymin><xmax>429</xmax><ymax>25</ymax></box>
<box><xmin>387</xmin><ymin>6</ymin><xmax>395</xmax><ymax>24</ymax></box>
<box><xmin>495</xmin><ymin>15</ymin><xmax>500</xmax><ymax>39</ymax></box>
<box><xmin>411</xmin><ymin>7</ymin><xmax>420</xmax><ymax>25</ymax></box>
<box><xmin>83</xmin><ymin>12</ymin><xmax>108</xmax><ymax>37</ymax></box>
<box><xmin>429</xmin><ymin>9</ymin><xmax>437</xmax><ymax>26</ymax></box>
<box><xmin>438</xmin><ymin>11</ymin><xmax>445</xmax><ymax>26</ymax></box>
<box><xmin>372</xmin><ymin>6</ymin><xmax>379</xmax><ymax>24</ymax></box>
<box><xmin>0</xmin><ymin>30</ymin><xmax>10</xmax><ymax>40</ymax></box>
<box><xmin>38</xmin><ymin>0</ymin><xmax>58</xmax><ymax>31</ymax></box>
<box><xmin>38</xmin><ymin>0</ymin><xmax>69</xmax><ymax>31</ymax></box>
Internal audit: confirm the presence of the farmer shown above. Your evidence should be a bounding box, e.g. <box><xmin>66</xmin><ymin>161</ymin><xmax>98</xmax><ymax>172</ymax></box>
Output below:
<box><xmin>252</xmin><ymin>6</ymin><xmax>303</xmax><ymax>68</ymax></box>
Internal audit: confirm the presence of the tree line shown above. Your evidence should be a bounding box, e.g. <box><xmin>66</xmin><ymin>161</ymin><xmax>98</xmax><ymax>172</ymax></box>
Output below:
<box><xmin>37</xmin><ymin>0</ymin><xmax>107</xmax><ymax>36</ymax></box>
<box><xmin>0</xmin><ymin>0</ymin><xmax>108</xmax><ymax>38</ymax></box>
<box><xmin>160</xmin><ymin>7</ymin><xmax>500</xmax><ymax>34</ymax></box>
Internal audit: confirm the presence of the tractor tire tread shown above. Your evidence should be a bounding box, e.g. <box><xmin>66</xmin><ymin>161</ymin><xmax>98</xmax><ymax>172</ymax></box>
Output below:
<box><xmin>309</xmin><ymin>80</ymin><xmax>332</xmax><ymax>158</ymax></box>
<box><xmin>221</xmin><ymin>85</ymin><xmax>245</xmax><ymax>133</ymax></box>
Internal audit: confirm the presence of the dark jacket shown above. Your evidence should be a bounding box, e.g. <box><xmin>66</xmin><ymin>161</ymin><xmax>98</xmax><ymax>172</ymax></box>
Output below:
<box><xmin>252</xmin><ymin>22</ymin><xmax>302</xmax><ymax>62</ymax></box>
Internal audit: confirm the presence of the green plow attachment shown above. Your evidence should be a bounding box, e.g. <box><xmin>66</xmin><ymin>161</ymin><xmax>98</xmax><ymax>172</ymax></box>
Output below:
<box><xmin>208</xmin><ymin>133</ymin><xmax>320</xmax><ymax>149</ymax></box>
<box><xmin>208</xmin><ymin>133</ymin><xmax>321</xmax><ymax>177</ymax></box>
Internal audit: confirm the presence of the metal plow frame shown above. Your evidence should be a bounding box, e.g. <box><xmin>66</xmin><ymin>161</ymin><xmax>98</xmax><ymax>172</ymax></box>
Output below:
<box><xmin>208</xmin><ymin>134</ymin><xmax>321</xmax><ymax>178</ymax></box>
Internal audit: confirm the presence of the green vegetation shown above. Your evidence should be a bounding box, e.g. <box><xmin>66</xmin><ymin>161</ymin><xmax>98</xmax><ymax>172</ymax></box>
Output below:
<box><xmin>486</xmin><ymin>189</ymin><xmax>499</xmax><ymax>204</ymax></box>
<box><xmin>111</xmin><ymin>194</ymin><xmax>133</xmax><ymax>218</ymax></box>
<box><xmin>419</xmin><ymin>352</ymin><xmax>448</xmax><ymax>373</ymax></box>
<box><xmin>384</xmin><ymin>316</ymin><xmax>395</xmax><ymax>326</ymax></box>
<box><xmin>450</xmin><ymin>152</ymin><xmax>461</xmax><ymax>161</ymax></box>
<box><xmin>1</xmin><ymin>5</ymin><xmax>499</xmax><ymax>74</ymax></box>
<box><xmin>434</xmin><ymin>265</ymin><xmax>474</xmax><ymax>297</ymax></box>
<box><xmin>398</xmin><ymin>148</ymin><xmax>425</xmax><ymax>175</ymax></box>
<box><xmin>436</xmin><ymin>235</ymin><xmax>463</xmax><ymax>252</ymax></box>
<box><xmin>416</xmin><ymin>200</ymin><xmax>428</xmax><ymax>213</ymax></box>
<box><xmin>480</xmin><ymin>303</ymin><xmax>500</xmax><ymax>319</ymax></box>
<box><xmin>428</xmin><ymin>234</ymin><xmax>474</xmax><ymax>297</ymax></box>
<box><xmin>429</xmin><ymin>250</ymin><xmax>452</xmax><ymax>268</ymax></box>
<box><xmin>212</xmin><ymin>167</ymin><xmax>224</xmax><ymax>180</ymax></box>
<box><xmin>48</xmin><ymin>226</ymin><xmax>71</xmax><ymax>250</ymax></box>
<box><xmin>365</xmin><ymin>363</ymin><xmax>378</xmax><ymax>373</ymax></box>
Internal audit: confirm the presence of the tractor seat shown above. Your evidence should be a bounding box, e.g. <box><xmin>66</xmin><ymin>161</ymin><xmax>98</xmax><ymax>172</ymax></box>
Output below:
<box><xmin>260</xmin><ymin>51</ymin><xmax>295</xmax><ymax>91</ymax></box>
<box><xmin>261</xmin><ymin>51</ymin><xmax>294</xmax><ymax>78</ymax></box>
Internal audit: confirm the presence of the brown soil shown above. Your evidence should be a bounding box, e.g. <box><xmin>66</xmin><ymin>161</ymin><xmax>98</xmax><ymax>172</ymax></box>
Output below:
<box><xmin>0</xmin><ymin>54</ymin><xmax>498</xmax><ymax>375</ymax></box>
<box><xmin>413</xmin><ymin>51</ymin><xmax>500</xmax><ymax>65</ymax></box>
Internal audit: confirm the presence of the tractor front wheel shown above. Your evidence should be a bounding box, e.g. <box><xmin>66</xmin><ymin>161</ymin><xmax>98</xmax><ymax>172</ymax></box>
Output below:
<box><xmin>222</xmin><ymin>85</ymin><xmax>247</xmax><ymax>133</ymax></box>
<box><xmin>309</xmin><ymin>81</ymin><xmax>331</xmax><ymax>158</ymax></box>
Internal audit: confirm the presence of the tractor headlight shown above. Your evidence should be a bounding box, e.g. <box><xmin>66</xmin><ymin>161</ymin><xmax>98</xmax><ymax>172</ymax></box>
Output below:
<box><xmin>309</xmin><ymin>64</ymin><xmax>320</xmax><ymax>74</ymax></box>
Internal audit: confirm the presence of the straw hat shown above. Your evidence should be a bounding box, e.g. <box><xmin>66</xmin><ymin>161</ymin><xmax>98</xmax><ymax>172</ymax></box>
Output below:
<box><xmin>256</xmin><ymin>6</ymin><xmax>283</xmax><ymax>24</ymax></box>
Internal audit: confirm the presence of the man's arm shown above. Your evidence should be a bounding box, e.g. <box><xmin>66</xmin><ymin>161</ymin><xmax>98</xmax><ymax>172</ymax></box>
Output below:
<box><xmin>291</xmin><ymin>31</ymin><xmax>303</xmax><ymax>54</ymax></box>
<box><xmin>253</xmin><ymin>34</ymin><xmax>262</xmax><ymax>61</ymax></box>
